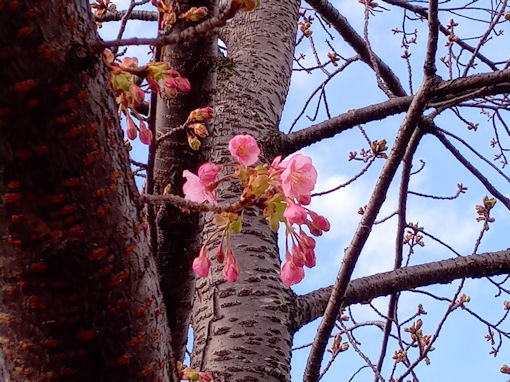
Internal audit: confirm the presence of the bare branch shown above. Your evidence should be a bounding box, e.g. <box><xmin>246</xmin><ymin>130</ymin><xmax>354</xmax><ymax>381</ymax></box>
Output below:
<box><xmin>99</xmin><ymin>5</ymin><xmax>238</xmax><ymax>49</ymax></box>
<box><xmin>281</xmin><ymin>68</ymin><xmax>510</xmax><ymax>154</ymax></box>
<box><xmin>381</xmin><ymin>0</ymin><xmax>499</xmax><ymax>71</ymax></box>
<box><xmin>306</xmin><ymin>0</ymin><xmax>407</xmax><ymax>96</ymax></box>
<box><xmin>303</xmin><ymin>75</ymin><xmax>435</xmax><ymax>382</ymax></box>
<box><xmin>428</xmin><ymin>127</ymin><xmax>510</xmax><ymax>210</ymax></box>
<box><xmin>295</xmin><ymin>249</ymin><xmax>510</xmax><ymax>329</ymax></box>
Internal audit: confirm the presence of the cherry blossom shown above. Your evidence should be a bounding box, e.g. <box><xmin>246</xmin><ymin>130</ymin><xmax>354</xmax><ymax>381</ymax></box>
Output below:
<box><xmin>228</xmin><ymin>134</ymin><xmax>260</xmax><ymax>166</ymax></box>
<box><xmin>281</xmin><ymin>153</ymin><xmax>317</xmax><ymax>199</ymax></box>
<box><xmin>283</xmin><ymin>203</ymin><xmax>307</xmax><ymax>225</ymax></box>
<box><xmin>182</xmin><ymin>170</ymin><xmax>217</xmax><ymax>204</ymax></box>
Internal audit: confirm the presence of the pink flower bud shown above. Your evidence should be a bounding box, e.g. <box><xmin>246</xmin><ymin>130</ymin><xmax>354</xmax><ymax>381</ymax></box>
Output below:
<box><xmin>126</xmin><ymin>115</ymin><xmax>137</xmax><ymax>140</ymax></box>
<box><xmin>228</xmin><ymin>134</ymin><xmax>260</xmax><ymax>166</ymax></box>
<box><xmin>297</xmin><ymin>193</ymin><xmax>311</xmax><ymax>206</ymax></box>
<box><xmin>187</xmin><ymin>106</ymin><xmax>214</xmax><ymax>122</ymax></box>
<box><xmin>164</xmin><ymin>77</ymin><xmax>178</xmax><ymax>97</ymax></box>
<box><xmin>146</xmin><ymin>77</ymin><xmax>160</xmax><ymax>93</ymax></box>
<box><xmin>139</xmin><ymin>120</ymin><xmax>153</xmax><ymax>145</ymax></box>
<box><xmin>175</xmin><ymin>77</ymin><xmax>191</xmax><ymax>92</ymax></box>
<box><xmin>222</xmin><ymin>252</ymin><xmax>239</xmax><ymax>282</ymax></box>
<box><xmin>192</xmin><ymin>250</ymin><xmax>210</xmax><ymax>277</ymax></box>
<box><xmin>198</xmin><ymin>372</ymin><xmax>213</xmax><ymax>382</ymax></box>
<box><xmin>131</xmin><ymin>85</ymin><xmax>145</xmax><ymax>107</ymax></box>
<box><xmin>307</xmin><ymin>211</ymin><xmax>330</xmax><ymax>236</ymax></box>
<box><xmin>280</xmin><ymin>260</ymin><xmax>304</xmax><ymax>287</ymax></box>
<box><xmin>216</xmin><ymin>244</ymin><xmax>225</xmax><ymax>263</ymax></box>
<box><xmin>198</xmin><ymin>162</ymin><xmax>220</xmax><ymax>184</ymax></box>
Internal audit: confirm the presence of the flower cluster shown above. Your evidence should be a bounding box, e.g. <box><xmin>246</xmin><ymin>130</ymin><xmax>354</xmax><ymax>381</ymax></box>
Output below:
<box><xmin>104</xmin><ymin>49</ymin><xmax>190</xmax><ymax>145</ymax></box>
<box><xmin>180</xmin><ymin>6</ymin><xmax>208</xmax><ymax>22</ymax></box>
<box><xmin>91</xmin><ymin>0</ymin><xmax>116</xmax><ymax>20</ymax></box>
<box><xmin>182</xmin><ymin>134</ymin><xmax>329</xmax><ymax>286</ymax></box>
<box><xmin>185</xmin><ymin>106</ymin><xmax>214</xmax><ymax>150</ymax></box>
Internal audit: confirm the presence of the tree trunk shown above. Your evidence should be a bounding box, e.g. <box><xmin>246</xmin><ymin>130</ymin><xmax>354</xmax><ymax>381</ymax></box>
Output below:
<box><xmin>153</xmin><ymin>0</ymin><xmax>219</xmax><ymax>363</ymax></box>
<box><xmin>190</xmin><ymin>1</ymin><xmax>301</xmax><ymax>381</ymax></box>
<box><xmin>0</xmin><ymin>2</ymin><xmax>176</xmax><ymax>381</ymax></box>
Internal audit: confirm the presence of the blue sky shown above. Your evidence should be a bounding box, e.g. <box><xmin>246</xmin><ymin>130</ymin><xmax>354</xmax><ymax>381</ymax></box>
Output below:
<box><xmin>99</xmin><ymin>1</ymin><xmax>510</xmax><ymax>380</ymax></box>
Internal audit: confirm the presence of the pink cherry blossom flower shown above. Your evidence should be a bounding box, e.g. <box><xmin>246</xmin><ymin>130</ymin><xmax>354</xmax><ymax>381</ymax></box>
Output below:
<box><xmin>192</xmin><ymin>250</ymin><xmax>210</xmax><ymax>277</ymax></box>
<box><xmin>197</xmin><ymin>162</ymin><xmax>220</xmax><ymax>184</ymax></box>
<box><xmin>228</xmin><ymin>134</ymin><xmax>260</xmax><ymax>166</ymax></box>
<box><xmin>280</xmin><ymin>260</ymin><xmax>304</xmax><ymax>287</ymax></box>
<box><xmin>182</xmin><ymin>170</ymin><xmax>217</xmax><ymax>204</ymax></box>
<box><xmin>280</xmin><ymin>154</ymin><xmax>317</xmax><ymax>199</ymax></box>
<box><xmin>283</xmin><ymin>203</ymin><xmax>307</xmax><ymax>225</ymax></box>
<box><xmin>222</xmin><ymin>253</ymin><xmax>239</xmax><ymax>282</ymax></box>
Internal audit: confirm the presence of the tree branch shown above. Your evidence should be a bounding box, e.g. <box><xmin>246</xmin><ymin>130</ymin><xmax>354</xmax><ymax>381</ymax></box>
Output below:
<box><xmin>303</xmin><ymin>74</ymin><xmax>436</xmax><ymax>382</ymax></box>
<box><xmin>99</xmin><ymin>5</ymin><xmax>238</xmax><ymax>49</ymax></box>
<box><xmin>381</xmin><ymin>0</ymin><xmax>499</xmax><ymax>71</ymax></box>
<box><xmin>428</xmin><ymin>127</ymin><xmax>510</xmax><ymax>210</ymax></box>
<box><xmin>280</xmin><ymin>68</ymin><xmax>510</xmax><ymax>154</ymax></box>
<box><xmin>295</xmin><ymin>249</ymin><xmax>510</xmax><ymax>329</ymax></box>
<box><xmin>96</xmin><ymin>9</ymin><xmax>159</xmax><ymax>22</ymax></box>
<box><xmin>306</xmin><ymin>0</ymin><xmax>407</xmax><ymax>96</ymax></box>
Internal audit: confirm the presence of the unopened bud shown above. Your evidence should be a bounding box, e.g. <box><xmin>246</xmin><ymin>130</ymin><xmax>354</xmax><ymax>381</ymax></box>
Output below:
<box><xmin>187</xmin><ymin>134</ymin><xmax>201</xmax><ymax>151</ymax></box>
<box><xmin>192</xmin><ymin>123</ymin><xmax>208</xmax><ymax>138</ymax></box>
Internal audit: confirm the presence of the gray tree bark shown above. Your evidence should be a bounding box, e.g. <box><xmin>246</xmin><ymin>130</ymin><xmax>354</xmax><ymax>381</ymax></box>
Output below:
<box><xmin>0</xmin><ymin>1</ymin><xmax>176</xmax><ymax>381</ymax></box>
<box><xmin>190</xmin><ymin>1</ymin><xmax>301</xmax><ymax>381</ymax></box>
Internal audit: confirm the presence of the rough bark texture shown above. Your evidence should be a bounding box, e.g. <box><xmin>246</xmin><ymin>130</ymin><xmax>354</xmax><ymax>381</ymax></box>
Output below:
<box><xmin>0</xmin><ymin>2</ymin><xmax>175</xmax><ymax>381</ymax></box>
<box><xmin>190</xmin><ymin>1</ymin><xmax>301</xmax><ymax>381</ymax></box>
<box><xmin>153</xmin><ymin>0</ymin><xmax>218</xmax><ymax>363</ymax></box>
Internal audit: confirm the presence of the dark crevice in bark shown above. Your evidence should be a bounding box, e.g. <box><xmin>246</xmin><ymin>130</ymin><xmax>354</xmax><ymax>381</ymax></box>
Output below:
<box><xmin>153</xmin><ymin>0</ymin><xmax>219</xmax><ymax>363</ymax></box>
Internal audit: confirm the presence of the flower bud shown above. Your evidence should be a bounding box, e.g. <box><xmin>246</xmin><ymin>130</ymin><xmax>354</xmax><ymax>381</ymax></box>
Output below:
<box><xmin>126</xmin><ymin>115</ymin><xmax>137</xmax><ymax>140</ymax></box>
<box><xmin>180</xmin><ymin>6</ymin><xmax>208</xmax><ymax>21</ymax></box>
<box><xmin>192</xmin><ymin>248</ymin><xmax>210</xmax><ymax>277</ymax></box>
<box><xmin>192</xmin><ymin>123</ymin><xmax>208</xmax><ymax>138</ymax></box>
<box><xmin>139</xmin><ymin>120</ymin><xmax>152</xmax><ymax>145</ymax></box>
<box><xmin>175</xmin><ymin>76</ymin><xmax>191</xmax><ymax>92</ymax></box>
<box><xmin>187</xmin><ymin>134</ymin><xmax>201</xmax><ymax>151</ymax></box>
